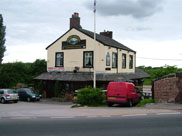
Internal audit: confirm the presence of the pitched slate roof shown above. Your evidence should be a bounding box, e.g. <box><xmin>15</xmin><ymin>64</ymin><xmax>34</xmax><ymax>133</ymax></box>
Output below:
<box><xmin>34</xmin><ymin>68</ymin><xmax>149</xmax><ymax>81</ymax></box>
<box><xmin>77</xmin><ymin>28</ymin><xmax>135</xmax><ymax>52</ymax></box>
<box><xmin>46</xmin><ymin>27</ymin><xmax>135</xmax><ymax>53</ymax></box>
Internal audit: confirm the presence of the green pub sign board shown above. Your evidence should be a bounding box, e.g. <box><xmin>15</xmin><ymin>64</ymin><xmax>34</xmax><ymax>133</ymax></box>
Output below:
<box><xmin>62</xmin><ymin>35</ymin><xmax>86</xmax><ymax>50</ymax></box>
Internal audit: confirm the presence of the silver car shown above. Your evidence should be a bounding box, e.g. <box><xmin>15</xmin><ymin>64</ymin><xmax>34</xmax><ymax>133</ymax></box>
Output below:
<box><xmin>0</xmin><ymin>89</ymin><xmax>19</xmax><ymax>104</ymax></box>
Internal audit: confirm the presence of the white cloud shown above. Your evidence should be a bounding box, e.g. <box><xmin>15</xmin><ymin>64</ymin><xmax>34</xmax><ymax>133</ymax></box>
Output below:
<box><xmin>122</xmin><ymin>40</ymin><xmax>182</xmax><ymax>67</ymax></box>
<box><xmin>3</xmin><ymin>43</ymin><xmax>46</xmax><ymax>63</ymax></box>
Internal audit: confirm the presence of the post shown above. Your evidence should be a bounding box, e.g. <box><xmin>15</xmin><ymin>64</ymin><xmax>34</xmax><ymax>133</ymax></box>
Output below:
<box><xmin>93</xmin><ymin>0</ymin><xmax>96</xmax><ymax>88</ymax></box>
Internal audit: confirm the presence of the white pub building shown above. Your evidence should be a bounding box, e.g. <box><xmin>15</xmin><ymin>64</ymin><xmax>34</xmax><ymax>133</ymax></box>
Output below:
<box><xmin>35</xmin><ymin>13</ymin><xmax>149</xmax><ymax>98</ymax></box>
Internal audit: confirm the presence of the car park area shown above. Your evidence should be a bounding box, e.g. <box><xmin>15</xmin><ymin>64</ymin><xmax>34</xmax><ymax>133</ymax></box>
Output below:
<box><xmin>0</xmin><ymin>99</ymin><xmax>181</xmax><ymax>119</ymax></box>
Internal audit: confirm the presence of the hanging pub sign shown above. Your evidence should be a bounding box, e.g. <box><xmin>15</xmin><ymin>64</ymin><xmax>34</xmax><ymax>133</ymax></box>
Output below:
<box><xmin>62</xmin><ymin>35</ymin><xmax>86</xmax><ymax>50</ymax></box>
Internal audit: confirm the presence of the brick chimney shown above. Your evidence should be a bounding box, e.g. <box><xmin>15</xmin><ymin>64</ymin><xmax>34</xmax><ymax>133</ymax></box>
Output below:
<box><xmin>70</xmin><ymin>12</ymin><xmax>82</xmax><ymax>29</ymax></box>
<box><xmin>100</xmin><ymin>30</ymin><xmax>113</xmax><ymax>39</ymax></box>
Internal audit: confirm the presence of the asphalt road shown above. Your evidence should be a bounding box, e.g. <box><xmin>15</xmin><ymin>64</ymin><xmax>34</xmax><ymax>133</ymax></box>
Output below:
<box><xmin>0</xmin><ymin>114</ymin><xmax>182</xmax><ymax>136</ymax></box>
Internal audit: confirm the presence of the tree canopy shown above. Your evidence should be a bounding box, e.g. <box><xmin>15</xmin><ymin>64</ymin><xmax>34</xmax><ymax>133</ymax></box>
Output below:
<box><xmin>139</xmin><ymin>65</ymin><xmax>182</xmax><ymax>85</ymax></box>
<box><xmin>0</xmin><ymin>14</ymin><xmax>6</xmax><ymax>64</ymax></box>
<box><xmin>0</xmin><ymin>59</ymin><xmax>46</xmax><ymax>88</ymax></box>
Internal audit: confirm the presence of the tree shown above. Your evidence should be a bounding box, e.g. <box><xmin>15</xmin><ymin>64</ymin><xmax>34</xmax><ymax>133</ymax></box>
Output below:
<box><xmin>0</xmin><ymin>59</ymin><xmax>47</xmax><ymax>88</ymax></box>
<box><xmin>139</xmin><ymin>65</ymin><xmax>182</xmax><ymax>85</ymax></box>
<box><xmin>0</xmin><ymin>14</ymin><xmax>6</xmax><ymax>64</ymax></box>
<box><xmin>0</xmin><ymin>62</ymin><xmax>30</xmax><ymax>88</ymax></box>
<box><xmin>30</xmin><ymin>59</ymin><xmax>47</xmax><ymax>76</ymax></box>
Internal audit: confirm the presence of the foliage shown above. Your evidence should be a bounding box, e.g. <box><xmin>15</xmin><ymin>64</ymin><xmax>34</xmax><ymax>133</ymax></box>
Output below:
<box><xmin>136</xmin><ymin>98</ymin><xmax>155</xmax><ymax>107</ymax></box>
<box><xmin>77</xmin><ymin>87</ymin><xmax>106</xmax><ymax>106</ymax></box>
<box><xmin>0</xmin><ymin>14</ymin><xmax>6</xmax><ymax>64</ymax></box>
<box><xmin>0</xmin><ymin>59</ymin><xmax>46</xmax><ymax>88</ymax></box>
<box><xmin>38</xmin><ymin>80</ymin><xmax>44</xmax><ymax>94</ymax></box>
<box><xmin>30</xmin><ymin>59</ymin><xmax>47</xmax><ymax>77</ymax></box>
<box><xmin>139</xmin><ymin>65</ymin><xmax>182</xmax><ymax>85</ymax></box>
<box><xmin>54</xmin><ymin>81</ymin><xmax>59</xmax><ymax>97</ymax></box>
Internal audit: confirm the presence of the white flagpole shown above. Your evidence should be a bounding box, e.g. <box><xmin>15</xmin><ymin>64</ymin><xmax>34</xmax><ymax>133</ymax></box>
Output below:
<box><xmin>93</xmin><ymin>0</ymin><xmax>96</xmax><ymax>88</ymax></box>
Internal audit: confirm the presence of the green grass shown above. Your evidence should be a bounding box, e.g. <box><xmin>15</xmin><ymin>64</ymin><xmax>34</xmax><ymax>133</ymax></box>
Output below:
<box><xmin>143</xmin><ymin>78</ymin><xmax>152</xmax><ymax>85</ymax></box>
<box><xmin>136</xmin><ymin>98</ymin><xmax>155</xmax><ymax>107</ymax></box>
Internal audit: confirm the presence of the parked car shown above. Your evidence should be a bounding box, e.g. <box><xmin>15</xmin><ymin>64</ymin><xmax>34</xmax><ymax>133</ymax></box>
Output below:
<box><xmin>16</xmin><ymin>88</ymin><xmax>41</xmax><ymax>102</ymax></box>
<box><xmin>0</xmin><ymin>89</ymin><xmax>19</xmax><ymax>104</ymax></box>
<box><xmin>107</xmin><ymin>82</ymin><xmax>140</xmax><ymax>107</ymax></box>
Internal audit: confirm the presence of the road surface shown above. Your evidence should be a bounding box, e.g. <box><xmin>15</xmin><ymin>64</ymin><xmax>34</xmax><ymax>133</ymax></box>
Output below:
<box><xmin>0</xmin><ymin>114</ymin><xmax>182</xmax><ymax>136</ymax></box>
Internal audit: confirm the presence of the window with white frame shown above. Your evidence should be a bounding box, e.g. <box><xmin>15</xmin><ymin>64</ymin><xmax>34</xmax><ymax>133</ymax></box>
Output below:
<box><xmin>83</xmin><ymin>51</ymin><xmax>93</xmax><ymax>68</ymax></box>
<box><xmin>55</xmin><ymin>52</ymin><xmax>64</xmax><ymax>67</ymax></box>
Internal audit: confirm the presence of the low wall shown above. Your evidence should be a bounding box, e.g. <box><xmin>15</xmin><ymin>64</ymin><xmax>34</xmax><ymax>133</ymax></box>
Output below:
<box><xmin>154</xmin><ymin>72</ymin><xmax>182</xmax><ymax>103</ymax></box>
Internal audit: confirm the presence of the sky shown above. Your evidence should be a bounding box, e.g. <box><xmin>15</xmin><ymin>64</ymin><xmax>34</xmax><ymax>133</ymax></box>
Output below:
<box><xmin>0</xmin><ymin>0</ymin><xmax>182</xmax><ymax>68</ymax></box>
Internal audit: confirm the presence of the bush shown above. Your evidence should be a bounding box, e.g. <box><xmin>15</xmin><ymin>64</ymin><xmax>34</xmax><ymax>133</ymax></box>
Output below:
<box><xmin>136</xmin><ymin>98</ymin><xmax>155</xmax><ymax>107</ymax></box>
<box><xmin>77</xmin><ymin>87</ymin><xmax>106</xmax><ymax>106</ymax></box>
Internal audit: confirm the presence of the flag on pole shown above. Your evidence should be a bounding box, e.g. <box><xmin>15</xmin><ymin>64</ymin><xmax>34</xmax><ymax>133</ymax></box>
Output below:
<box><xmin>94</xmin><ymin>0</ymin><xmax>96</xmax><ymax>13</ymax></box>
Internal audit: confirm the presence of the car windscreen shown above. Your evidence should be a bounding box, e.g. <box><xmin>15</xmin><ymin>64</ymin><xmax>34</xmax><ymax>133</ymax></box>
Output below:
<box><xmin>7</xmin><ymin>89</ymin><xmax>16</xmax><ymax>94</ymax></box>
<box><xmin>24</xmin><ymin>89</ymin><xmax>34</xmax><ymax>95</ymax></box>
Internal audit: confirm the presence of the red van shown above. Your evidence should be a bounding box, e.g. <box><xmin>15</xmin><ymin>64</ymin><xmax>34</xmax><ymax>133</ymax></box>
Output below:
<box><xmin>107</xmin><ymin>82</ymin><xmax>140</xmax><ymax>107</ymax></box>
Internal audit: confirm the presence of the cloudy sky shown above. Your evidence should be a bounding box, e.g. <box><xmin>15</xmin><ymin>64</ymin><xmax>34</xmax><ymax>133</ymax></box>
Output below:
<box><xmin>0</xmin><ymin>0</ymin><xmax>182</xmax><ymax>67</ymax></box>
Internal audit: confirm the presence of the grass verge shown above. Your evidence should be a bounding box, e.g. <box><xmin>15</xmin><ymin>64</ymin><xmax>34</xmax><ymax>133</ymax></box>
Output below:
<box><xmin>136</xmin><ymin>98</ymin><xmax>155</xmax><ymax>107</ymax></box>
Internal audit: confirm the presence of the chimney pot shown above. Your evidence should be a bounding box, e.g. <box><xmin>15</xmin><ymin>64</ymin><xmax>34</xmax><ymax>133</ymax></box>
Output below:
<box><xmin>100</xmin><ymin>31</ymin><xmax>113</xmax><ymax>39</ymax></box>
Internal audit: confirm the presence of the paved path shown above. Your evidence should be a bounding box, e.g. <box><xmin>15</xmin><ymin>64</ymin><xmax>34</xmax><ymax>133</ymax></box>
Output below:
<box><xmin>145</xmin><ymin>103</ymin><xmax>182</xmax><ymax>111</ymax></box>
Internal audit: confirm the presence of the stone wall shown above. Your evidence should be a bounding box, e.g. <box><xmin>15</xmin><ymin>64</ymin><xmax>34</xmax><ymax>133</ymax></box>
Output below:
<box><xmin>154</xmin><ymin>72</ymin><xmax>182</xmax><ymax>103</ymax></box>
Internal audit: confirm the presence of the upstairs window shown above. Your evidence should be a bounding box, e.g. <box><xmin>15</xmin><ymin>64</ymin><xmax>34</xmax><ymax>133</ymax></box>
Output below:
<box><xmin>129</xmin><ymin>55</ymin><xmax>133</xmax><ymax>69</ymax></box>
<box><xmin>106</xmin><ymin>52</ymin><xmax>110</xmax><ymax>66</ymax></box>
<box><xmin>83</xmin><ymin>51</ymin><xmax>93</xmax><ymax>68</ymax></box>
<box><xmin>112</xmin><ymin>52</ymin><xmax>117</xmax><ymax>68</ymax></box>
<box><xmin>122</xmin><ymin>53</ymin><xmax>126</xmax><ymax>69</ymax></box>
<box><xmin>55</xmin><ymin>52</ymin><xmax>64</xmax><ymax>67</ymax></box>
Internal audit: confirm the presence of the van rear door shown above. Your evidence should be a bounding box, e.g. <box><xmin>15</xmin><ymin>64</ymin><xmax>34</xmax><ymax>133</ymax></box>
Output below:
<box><xmin>107</xmin><ymin>82</ymin><xmax>127</xmax><ymax>102</ymax></box>
<box><xmin>107</xmin><ymin>82</ymin><xmax>117</xmax><ymax>100</ymax></box>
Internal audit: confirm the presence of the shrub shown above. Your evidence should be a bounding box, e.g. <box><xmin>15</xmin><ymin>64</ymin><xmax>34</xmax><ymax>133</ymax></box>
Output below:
<box><xmin>77</xmin><ymin>87</ymin><xmax>106</xmax><ymax>106</ymax></box>
<box><xmin>136</xmin><ymin>98</ymin><xmax>155</xmax><ymax>107</ymax></box>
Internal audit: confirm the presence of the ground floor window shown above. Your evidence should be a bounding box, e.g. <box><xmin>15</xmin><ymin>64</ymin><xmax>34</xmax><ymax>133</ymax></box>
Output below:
<box><xmin>55</xmin><ymin>52</ymin><xmax>64</xmax><ymax>67</ymax></box>
<box><xmin>83</xmin><ymin>51</ymin><xmax>93</xmax><ymax>68</ymax></box>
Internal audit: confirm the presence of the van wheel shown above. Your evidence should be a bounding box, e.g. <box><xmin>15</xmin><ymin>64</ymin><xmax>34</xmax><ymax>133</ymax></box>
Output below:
<box><xmin>127</xmin><ymin>99</ymin><xmax>133</xmax><ymax>107</ymax></box>
<box><xmin>107</xmin><ymin>102</ymin><xmax>113</xmax><ymax>107</ymax></box>
<box><xmin>1</xmin><ymin>98</ymin><xmax>5</xmax><ymax>104</ymax></box>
